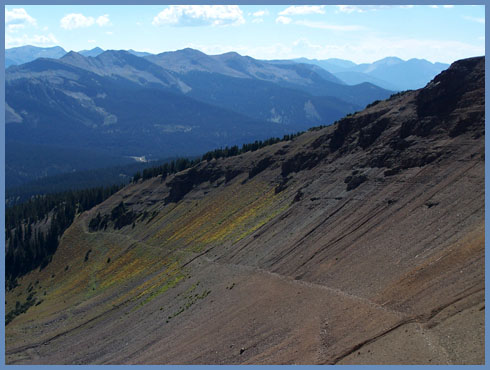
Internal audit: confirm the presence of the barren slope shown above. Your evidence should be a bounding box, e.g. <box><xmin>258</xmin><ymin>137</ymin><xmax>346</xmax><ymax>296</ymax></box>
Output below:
<box><xmin>5</xmin><ymin>56</ymin><xmax>484</xmax><ymax>365</ymax></box>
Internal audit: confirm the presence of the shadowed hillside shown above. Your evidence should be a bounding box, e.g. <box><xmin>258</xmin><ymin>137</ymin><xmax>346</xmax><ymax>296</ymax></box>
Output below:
<box><xmin>5</xmin><ymin>56</ymin><xmax>484</xmax><ymax>365</ymax></box>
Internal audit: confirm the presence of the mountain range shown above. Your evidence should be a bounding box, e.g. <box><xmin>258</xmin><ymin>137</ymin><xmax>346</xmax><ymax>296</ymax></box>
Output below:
<box><xmin>6</xmin><ymin>47</ymin><xmax>391</xmax><ymax>187</ymax></box>
<box><xmin>293</xmin><ymin>56</ymin><xmax>449</xmax><ymax>91</ymax></box>
<box><xmin>7</xmin><ymin>45</ymin><xmax>449</xmax><ymax>91</ymax></box>
<box><xmin>5</xmin><ymin>56</ymin><xmax>484</xmax><ymax>365</ymax></box>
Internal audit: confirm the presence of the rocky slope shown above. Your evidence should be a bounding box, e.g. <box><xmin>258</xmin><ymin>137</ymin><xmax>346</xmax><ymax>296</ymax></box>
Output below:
<box><xmin>5</xmin><ymin>56</ymin><xmax>484</xmax><ymax>364</ymax></box>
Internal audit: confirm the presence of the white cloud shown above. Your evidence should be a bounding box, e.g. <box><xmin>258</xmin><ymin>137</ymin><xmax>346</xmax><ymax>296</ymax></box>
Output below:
<box><xmin>252</xmin><ymin>10</ymin><xmax>269</xmax><ymax>17</ymax></box>
<box><xmin>152</xmin><ymin>5</ymin><xmax>245</xmax><ymax>27</ymax></box>
<box><xmin>60</xmin><ymin>13</ymin><xmax>111</xmax><ymax>30</ymax></box>
<box><xmin>336</xmin><ymin>5</ymin><xmax>362</xmax><ymax>13</ymax></box>
<box><xmin>275</xmin><ymin>17</ymin><xmax>364</xmax><ymax>32</ymax></box>
<box><xmin>464</xmin><ymin>16</ymin><xmax>485</xmax><ymax>24</ymax></box>
<box><xmin>336</xmin><ymin>5</ymin><xmax>417</xmax><ymax>13</ymax></box>
<box><xmin>96</xmin><ymin>14</ymin><xmax>111</xmax><ymax>27</ymax></box>
<box><xmin>336</xmin><ymin>5</ymin><xmax>392</xmax><ymax>13</ymax></box>
<box><xmin>279</xmin><ymin>6</ymin><xmax>325</xmax><ymax>16</ymax></box>
<box><xmin>106</xmin><ymin>31</ymin><xmax>114</xmax><ymax>35</ymax></box>
<box><xmin>60</xmin><ymin>13</ymin><xmax>95</xmax><ymax>29</ymax></box>
<box><xmin>5</xmin><ymin>8</ymin><xmax>37</xmax><ymax>27</ymax></box>
<box><xmin>6</xmin><ymin>32</ymin><xmax>58</xmax><ymax>48</ymax></box>
<box><xmin>88</xmin><ymin>39</ymin><xmax>96</xmax><ymax>43</ymax></box>
<box><xmin>429</xmin><ymin>5</ymin><xmax>454</xmax><ymax>9</ymax></box>
<box><xmin>295</xmin><ymin>20</ymin><xmax>364</xmax><ymax>31</ymax></box>
<box><xmin>276</xmin><ymin>16</ymin><xmax>292</xmax><ymax>25</ymax></box>
<box><xmin>7</xmin><ymin>24</ymin><xmax>25</xmax><ymax>32</ymax></box>
<box><xmin>252</xmin><ymin>18</ymin><xmax>264</xmax><ymax>24</ymax></box>
<box><xmin>293</xmin><ymin>38</ymin><xmax>322</xmax><ymax>51</ymax></box>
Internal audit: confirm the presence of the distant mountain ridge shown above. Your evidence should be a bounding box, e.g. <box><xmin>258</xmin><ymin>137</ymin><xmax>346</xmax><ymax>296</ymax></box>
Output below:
<box><xmin>293</xmin><ymin>56</ymin><xmax>450</xmax><ymax>91</ymax></box>
<box><xmin>6</xmin><ymin>46</ymin><xmax>449</xmax><ymax>92</ymax></box>
<box><xmin>5</xmin><ymin>45</ymin><xmax>67</xmax><ymax>67</ymax></box>
<box><xmin>5</xmin><ymin>45</ymin><xmax>152</xmax><ymax>67</ymax></box>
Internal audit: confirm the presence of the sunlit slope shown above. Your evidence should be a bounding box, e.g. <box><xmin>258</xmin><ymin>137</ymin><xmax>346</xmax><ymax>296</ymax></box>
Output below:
<box><xmin>5</xmin><ymin>56</ymin><xmax>484</xmax><ymax>364</ymax></box>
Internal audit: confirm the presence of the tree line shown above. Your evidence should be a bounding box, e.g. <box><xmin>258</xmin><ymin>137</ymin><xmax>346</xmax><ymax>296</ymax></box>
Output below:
<box><xmin>132</xmin><ymin>132</ymin><xmax>305</xmax><ymax>183</ymax></box>
<box><xmin>5</xmin><ymin>185</ymin><xmax>122</xmax><ymax>288</ymax></box>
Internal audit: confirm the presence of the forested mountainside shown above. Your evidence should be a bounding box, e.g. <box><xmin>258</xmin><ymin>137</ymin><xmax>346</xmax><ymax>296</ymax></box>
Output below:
<box><xmin>5</xmin><ymin>56</ymin><xmax>484</xmax><ymax>365</ymax></box>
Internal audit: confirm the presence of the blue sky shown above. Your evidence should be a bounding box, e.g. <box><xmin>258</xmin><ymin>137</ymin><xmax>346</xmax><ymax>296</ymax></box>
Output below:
<box><xmin>4</xmin><ymin>5</ymin><xmax>485</xmax><ymax>63</ymax></box>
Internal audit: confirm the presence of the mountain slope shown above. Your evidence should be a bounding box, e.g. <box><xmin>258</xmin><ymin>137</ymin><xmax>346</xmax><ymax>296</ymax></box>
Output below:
<box><xmin>55</xmin><ymin>49</ymin><xmax>373</xmax><ymax>123</ymax></box>
<box><xmin>5</xmin><ymin>56</ymin><xmax>484</xmax><ymax>365</ymax></box>
<box><xmin>333</xmin><ymin>70</ymin><xmax>398</xmax><ymax>91</ymax></box>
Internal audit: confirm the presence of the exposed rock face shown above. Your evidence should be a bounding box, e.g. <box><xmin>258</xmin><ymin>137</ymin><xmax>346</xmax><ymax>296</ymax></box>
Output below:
<box><xmin>164</xmin><ymin>163</ymin><xmax>228</xmax><ymax>204</ymax></box>
<box><xmin>5</xmin><ymin>57</ymin><xmax>484</xmax><ymax>365</ymax></box>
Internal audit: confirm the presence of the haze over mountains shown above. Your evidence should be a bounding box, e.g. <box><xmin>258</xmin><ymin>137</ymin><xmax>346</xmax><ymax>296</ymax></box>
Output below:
<box><xmin>5</xmin><ymin>56</ymin><xmax>484</xmax><ymax>365</ymax></box>
<box><xmin>293</xmin><ymin>56</ymin><xmax>449</xmax><ymax>91</ymax></box>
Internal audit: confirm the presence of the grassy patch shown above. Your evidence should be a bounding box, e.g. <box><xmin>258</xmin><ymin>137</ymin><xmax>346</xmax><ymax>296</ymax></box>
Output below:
<box><xmin>139</xmin><ymin>274</ymin><xmax>186</xmax><ymax>307</ymax></box>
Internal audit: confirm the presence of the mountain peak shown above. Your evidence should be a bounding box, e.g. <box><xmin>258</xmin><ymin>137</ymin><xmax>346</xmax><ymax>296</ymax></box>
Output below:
<box><xmin>78</xmin><ymin>47</ymin><xmax>105</xmax><ymax>57</ymax></box>
<box><xmin>60</xmin><ymin>50</ymin><xmax>85</xmax><ymax>61</ymax></box>
<box><xmin>216</xmin><ymin>51</ymin><xmax>242</xmax><ymax>58</ymax></box>
<box><xmin>95</xmin><ymin>49</ymin><xmax>137</xmax><ymax>63</ymax></box>
<box><xmin>176</xmin><ymin>47</ymin><xmax>207</xmax><ymax>56</ymax></box>
<box><xmin>374</xmin><ymin>56</ymin><xmax>404</xmax><ymax>65</ymax></box>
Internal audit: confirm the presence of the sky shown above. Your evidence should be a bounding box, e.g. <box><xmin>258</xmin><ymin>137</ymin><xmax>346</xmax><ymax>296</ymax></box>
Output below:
<box><xmin>4</xmin><ymin>5</ymin><xmax>485</xmax><ymax>63</ymax></box>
